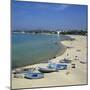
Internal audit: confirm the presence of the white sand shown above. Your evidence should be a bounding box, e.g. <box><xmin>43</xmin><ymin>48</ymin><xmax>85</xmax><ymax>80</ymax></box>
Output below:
<box><xmin>12</xmin><ymin>35</ymin><xmax>88</xmax><ymax>89</ymax></box>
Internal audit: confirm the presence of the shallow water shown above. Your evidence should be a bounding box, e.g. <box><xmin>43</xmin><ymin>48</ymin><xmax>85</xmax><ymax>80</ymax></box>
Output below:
<box><xmin>12</xmin><ymin>33</ymin><xmax>68</xmax><ymax>69</ymax></box>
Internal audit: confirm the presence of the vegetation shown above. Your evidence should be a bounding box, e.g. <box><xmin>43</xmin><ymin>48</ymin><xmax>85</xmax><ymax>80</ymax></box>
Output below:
<box><xmin>60</xmin><ymin>30</ymin><xmax>87</xmax><ymax>35</ymax></box>
<box><xmin>13</xmin><ymin>30</ymin><xmax>87</xmax><ymax>36</ymax></box>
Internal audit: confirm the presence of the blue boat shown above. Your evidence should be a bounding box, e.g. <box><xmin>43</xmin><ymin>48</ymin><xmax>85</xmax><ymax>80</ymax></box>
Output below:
<box><xmin>24</xmin><ymin>70</ymin><xmax>44</xmax><ymax>79</ymax></box>
<box><xmin>48</xmin><ymin>63</ymin><xmax>67</xmax><ymax>70</ymax></box>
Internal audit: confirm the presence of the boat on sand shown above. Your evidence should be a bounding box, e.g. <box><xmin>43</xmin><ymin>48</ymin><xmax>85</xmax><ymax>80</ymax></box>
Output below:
<box><xmin>48</xmin><ymin>63</ymin><xmax>67</xmax><ymax>70</ymax></box>
<box><xmin>38</xmin><ymin>67</ymin><xmax>58</xmax><ymax>73</ymax></box>
<box><xmin>24</xmin><ymin>70</ymin><xmax>44</xmax><ymax>79</ymax></box>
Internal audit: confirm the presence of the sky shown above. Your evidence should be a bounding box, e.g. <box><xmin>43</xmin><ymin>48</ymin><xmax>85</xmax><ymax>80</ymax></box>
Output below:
<box><xmin>12</xmin><ymin>0</ymin><xmax>87</xmax><ymax>31</ymax></box>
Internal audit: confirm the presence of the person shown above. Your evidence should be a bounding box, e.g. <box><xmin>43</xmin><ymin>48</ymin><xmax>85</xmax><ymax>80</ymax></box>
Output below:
<box><xmin>67</xmin><ymin>53</ymin><xmax>69</xmax><ymax>56</ymax></box>
<box><xmin>66</xmin><ymin>71</ymin><xmax>70</xmax><ymax>75</ymax></box>
<box><xmin>72</xmin><ymin>64</ymin><xmax>75</xmax><ymax>68</ymax></box>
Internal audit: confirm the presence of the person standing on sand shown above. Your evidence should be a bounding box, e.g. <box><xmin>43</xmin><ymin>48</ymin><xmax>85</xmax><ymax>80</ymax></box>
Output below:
<box><xmin>67</xmin><ymin>53</ymin><xmax>69</xmax><ymax>56</ymax></box>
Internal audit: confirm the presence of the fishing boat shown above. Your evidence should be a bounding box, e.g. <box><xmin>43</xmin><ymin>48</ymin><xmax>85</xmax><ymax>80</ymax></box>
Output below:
<box><xmin>24</xmin><ymin>70</ymin><xmax>44</xmax><ymax>79</ymax></box>
<box><xmin>48</xmin><ymin>63</ymin><xmax>67</xmax><ymax>70</ymax></box>
<box><xmin>59</xmin><ymin>58</ymin><xmax>72</xmax><ymax>63</ymax></box>
<box><xmin>38</xmin><ymin>67</ymin><xmax>58</xmax><ymax>73</ymax></box>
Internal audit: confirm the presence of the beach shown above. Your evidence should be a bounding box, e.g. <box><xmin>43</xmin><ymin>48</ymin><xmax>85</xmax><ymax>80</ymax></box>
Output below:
<box><xmin>12</xmin><ymin>35</ymin><xmax>87</xmax><ymax>89</ymax></box>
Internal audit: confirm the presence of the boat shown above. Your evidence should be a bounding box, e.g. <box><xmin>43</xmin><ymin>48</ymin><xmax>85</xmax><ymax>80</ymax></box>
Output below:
<box><xmin>48</xmin><ymin>63</ymin><xmax>67</xmax><ymax>70</ymax></box>
<box><xmin>13</xmin><ymin>73</ymin><xmax>25</xmax><ymax>78</ymax></box>
<box><xmin>38</xmin><ymin>67</ymin><xmax>58</xmax><ymax>73</ymax></box>
<box><xmin>59</xmin><ymin>58</ymin><xmax>72</xmax><ymax>63</ymax></box>
<box><xmin>80</xmin><ymin>61</ymin><xmax>86</xmax><ymax>64</ymax></box>
<box><xmin>24</xmin><ymin>70</ymin><xmax>44</xmax><ymax>79</ymax></box>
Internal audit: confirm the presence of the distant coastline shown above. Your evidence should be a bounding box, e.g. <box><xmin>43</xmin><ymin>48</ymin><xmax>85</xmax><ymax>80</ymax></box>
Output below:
<box><xmin>12</xmin><ymin>30</ymin><xmax>87</xmax><ymax>36</ymax></box>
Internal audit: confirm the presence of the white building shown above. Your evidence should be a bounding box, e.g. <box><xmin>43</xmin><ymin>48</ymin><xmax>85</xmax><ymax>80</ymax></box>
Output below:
<box><xmin>57</xmin><ymin>31</ymin><xmax>61</xmax><ymax>35</ymax></box>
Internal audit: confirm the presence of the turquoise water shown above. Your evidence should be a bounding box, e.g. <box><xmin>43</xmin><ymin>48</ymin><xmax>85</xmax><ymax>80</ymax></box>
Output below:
<box><xmin>12</xmin><ymin>33</ymin><xmax>67</xmax><ymax>69</ymax></box>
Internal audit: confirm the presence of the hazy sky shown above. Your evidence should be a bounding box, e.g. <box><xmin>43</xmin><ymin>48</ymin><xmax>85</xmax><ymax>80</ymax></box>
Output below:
<box><xmin>12</xmin><ymin>0</ymin><xmax>87</xmax><ymax>31</ymax></box>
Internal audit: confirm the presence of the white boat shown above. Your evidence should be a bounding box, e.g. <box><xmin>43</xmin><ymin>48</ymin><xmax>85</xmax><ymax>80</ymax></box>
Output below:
<box><xmin>38</xmin><ymin>67</ymin><xmax>58</xmax><ymax>73</ymax></box>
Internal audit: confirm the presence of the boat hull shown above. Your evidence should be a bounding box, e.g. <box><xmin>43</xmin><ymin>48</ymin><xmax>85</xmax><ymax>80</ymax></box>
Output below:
<box><xmin>38</xmin><ymin>67</ymin><xmax>57</xmax><ymax>73</ymax></box>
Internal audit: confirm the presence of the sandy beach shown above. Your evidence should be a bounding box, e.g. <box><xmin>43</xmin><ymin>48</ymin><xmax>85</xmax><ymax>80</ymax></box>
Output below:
<box><xmin>12</xmin><ymin>35</ymin><xmax>88</xmax><ymax>89</ymax></box>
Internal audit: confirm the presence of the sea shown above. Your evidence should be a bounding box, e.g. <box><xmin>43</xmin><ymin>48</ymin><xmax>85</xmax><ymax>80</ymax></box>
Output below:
<box><xmin>12</xmin><ymin>33</ymin><xmax>70</xmax><ymax>69</ymax></box>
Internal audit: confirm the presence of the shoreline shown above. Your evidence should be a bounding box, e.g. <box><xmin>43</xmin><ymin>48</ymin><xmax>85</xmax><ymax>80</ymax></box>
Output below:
<box><xmin>12</xmin><ymin>35</ymin><xmax>68</xmax><ymax>70</ymax></box>
<box><xmin>56</xmin><ymin>42</ymin><xmax>67</xmax><ymax>57</ymax></box>
<box><xmin>12</xmin><ymin>42</ymin><xmax>67</xmax><ymax>70</ymax></box>
<box><xmin>12</xmin><ymin>35</ymin><xmax>87</xmax><ymax>89</ymax></box>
